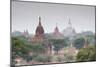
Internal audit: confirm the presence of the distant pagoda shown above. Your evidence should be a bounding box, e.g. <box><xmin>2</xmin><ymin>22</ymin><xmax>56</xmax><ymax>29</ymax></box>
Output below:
<box><xmin>52</xmin><ymin>23</ymin><xmax>64</xmax><ymax>39</ymax></box>
<box><xmin>23</xmin><ymin>29</ymin><xmax>29</xmax><ymax>38</ymax></box>
<box><xmin>63</xmin><ymin>18</ymin><xmax>76</xmax><ymax>37</ymax></box>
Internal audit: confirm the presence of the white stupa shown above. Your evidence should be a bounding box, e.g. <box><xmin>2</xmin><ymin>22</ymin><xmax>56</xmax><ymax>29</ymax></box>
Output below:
<box><xmin>63</xmin><ymin>18</ymin><xmax>76</xmax><ymax>37</ymax></box>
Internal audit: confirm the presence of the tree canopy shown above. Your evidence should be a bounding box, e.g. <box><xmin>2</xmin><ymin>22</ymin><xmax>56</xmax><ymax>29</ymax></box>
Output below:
<box><xmin>76</xmin><ymin>45</ymin><xmax>96</xmax><ymax>62</ymax></box>
<box><xmin>73</xmin><ymin>37</ymin><xmax>85</xmax><ymax>49</ymax></box>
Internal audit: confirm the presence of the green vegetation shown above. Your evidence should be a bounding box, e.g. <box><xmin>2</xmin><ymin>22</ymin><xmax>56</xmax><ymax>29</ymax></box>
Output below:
<box><xmin>73</xmin><ymin>34</ymin><xmax>95</xmax><ymax>49</ymax></box>
<box><xmin>11</xmin><ymin>34</ymin><xmax>96</xmax><ymax>65</ymax></box>
<box><xmin>12</xmin><ymin>37</ymin><xmax>33</xmax><ymax>62</ymax></box>
<box><xmin>73</xmin><ymin>37</ymin><xmax>85</xmax><ymax>49</ymax></box>
<box><xmin>86</xmin><ymin>35</ymin><xmax>96</xmax><ymax>45</ymax></box>
<box><xmin>34</xmin><ymin>55</ymin><xmax>52</xmax><ymax>63</ymax></box>
<box><xmin>64</xmin><ymin>54</ymin><xmax>75</xmax><ymax>62</ymax></box>
<box><xmin>12</xmin><ymin>36</ymin><xmax>46</xmax><ymax>64</ymax></box>
<box><xmin>76</xmin><ymin>45</ymin><xmax>96</xmax><ymax>62</ymax></box>
<box><xmin>50</xmin><ymin>39</ymin><xmax>67</xmax><ymax>54</ymax></box>
<box><xmin>32</xmin><ymin>44</ymin><xmax>45</xmax><ymax>54</ymax></box>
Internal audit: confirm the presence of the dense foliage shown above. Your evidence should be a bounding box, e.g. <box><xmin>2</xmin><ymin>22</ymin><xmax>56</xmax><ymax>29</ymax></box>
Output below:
<box><xmin>50</xmin><ymin>39</ymin><xmax>67</xmax><ymax>54</ymax></box>
<box><xmin>12</xmin><ymin>37</ymin><xmax>33</xmax><ymax>61</ymax></box>
<box><xmin>76</xmin><ymin>45</ymin><xmax>96</xmax><ymax>62</ymax></box>
<box><xmin>73</xmin><ymin>37</ymin><xmax>85</xmax><ymax>49</ymax></box>
<box><xmin>12</xmin><ymin>36</ymin><xmax>46</xmax><ymax>64</ymax></box>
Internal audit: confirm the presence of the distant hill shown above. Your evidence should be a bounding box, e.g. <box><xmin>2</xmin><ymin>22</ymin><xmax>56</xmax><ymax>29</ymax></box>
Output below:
<box><xmin>80</xmin><ymin>31</ymin><xmax>95</xmax><ymax>36</ymax></box>
<box><xmin>11</xmin><ymin>31</ymin><xmax>22</xmax><ymax>37</ymax></box>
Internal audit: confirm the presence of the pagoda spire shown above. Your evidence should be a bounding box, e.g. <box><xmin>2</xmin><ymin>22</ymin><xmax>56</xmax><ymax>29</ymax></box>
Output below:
<box><xmin>68</xmin><ymin>18</ymin><xmax>72</xmax><ymax>27</ymax></box>
<box><xmin>67</xmin><ymin>18</ymin><xmax>72</xmax><ymax>28</ymax></box>
<box><xmin>55</xmin><ymin>23</ymin><xmax>59</xmax><ymax>33</ymax></box>
<box><xmin>39</xmin><ymin>16</ymin><xmax>41</xmax><ymax>26</ymax></box>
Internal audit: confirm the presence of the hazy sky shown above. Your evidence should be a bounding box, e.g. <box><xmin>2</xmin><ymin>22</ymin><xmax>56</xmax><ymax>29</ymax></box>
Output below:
<box><xmin>12</xmin><ymin>1</ymin><xmax>95</xmax><ymax>34</ymax></box>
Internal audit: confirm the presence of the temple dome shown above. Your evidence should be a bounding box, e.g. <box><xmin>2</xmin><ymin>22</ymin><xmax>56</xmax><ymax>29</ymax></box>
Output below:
<box><xmin>36</xmin><ymin>25</ymin><xmax>44</xmax><ymax>35</ymax></box>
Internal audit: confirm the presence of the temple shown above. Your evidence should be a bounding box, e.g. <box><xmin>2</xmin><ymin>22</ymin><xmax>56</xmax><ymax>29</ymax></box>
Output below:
<box><xmin>32</xmin><ymin>16</ymin><xmax>52</xmax><ymax>55</ymax></box>
<box><xmin>52</xmin><ymin>23</ymin><xmax>64</xmax><ymax>39</ymax></box>
<box><xmin>32</xmin><ymin>16</ymin><xmax>45</xmax><ymax>43</ymax></box>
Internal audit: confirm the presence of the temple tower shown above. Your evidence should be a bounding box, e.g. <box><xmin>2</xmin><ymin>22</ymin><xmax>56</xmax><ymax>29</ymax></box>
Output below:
<box><xmin>32</xmin><ymin>16</ymin><xmax>45</xmax><ymax>43</ymax></box>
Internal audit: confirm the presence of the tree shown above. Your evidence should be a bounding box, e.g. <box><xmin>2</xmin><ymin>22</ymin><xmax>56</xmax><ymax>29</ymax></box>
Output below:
<box><xmin>50</xmin><ymin>39</ymin><xmax>67</xmax><ymax>55</ymax></box>
<box><xmin>34</xmin><ymin>55</ymin><xmax>52</xmax><ymax>63</ymax></box>
<box><xmin>76</xmin><ymin>45</ymin><xmax>96</xmax><ymax>62</ymax></box>
<box><xmin>86</xmin><ymin>35</ymin><xmax>95</xmax><ymax>45</ymax></box>
<box><xmin>64</xmin><ymin>53</ymin><xmax>75</xmax><ymax>62</ymax></box>
<box><xmin>12</xmin><ymin>37</ymin><xmax>33</xmax><ymax>64</ymax></box>
<box><xmin>32</xmin><ymin>43</ymin><xmax>45</xmax><ymax>54</ymax></box>
<box><xmin>73</xmin><ymin>37</ymin><xmax>85</xmax><ymax>49</ymax></box>
<box><xmin>53</xmin><ymin>44</ymin><xmax>61</xmax><ymax>54</ymax></box>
